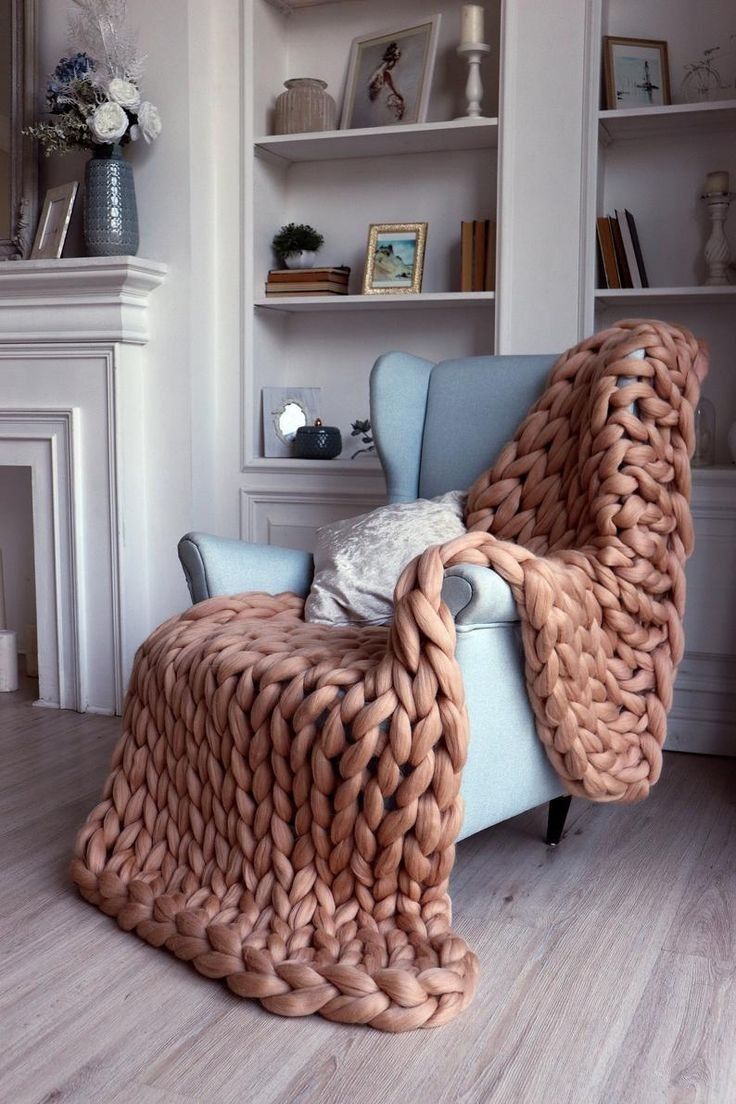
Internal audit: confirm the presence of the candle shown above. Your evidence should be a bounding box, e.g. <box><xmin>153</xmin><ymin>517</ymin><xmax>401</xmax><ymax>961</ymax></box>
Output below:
<box><xmin>705</xmin><ymin>170</ymin><xmax>730</xmax><ymax>194</ymax></box>
<box><xmin>461</xmin><ymin>4</ymin><xmax>485</xmax><ymax>46</ymax></box>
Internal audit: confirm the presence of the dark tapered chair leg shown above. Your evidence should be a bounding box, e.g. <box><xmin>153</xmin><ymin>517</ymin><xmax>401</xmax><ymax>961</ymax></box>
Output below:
<box><xmin>545</xmin><ymin>795</ymin><xmax>572</xmax><ymax>846</ymax></box>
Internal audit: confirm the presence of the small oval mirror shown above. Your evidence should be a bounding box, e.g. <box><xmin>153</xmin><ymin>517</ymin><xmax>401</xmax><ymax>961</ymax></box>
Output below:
<box><xmin>275</xmin><ymin>401</ymin><xmax>308</xmax><ymax>442</ymax></box>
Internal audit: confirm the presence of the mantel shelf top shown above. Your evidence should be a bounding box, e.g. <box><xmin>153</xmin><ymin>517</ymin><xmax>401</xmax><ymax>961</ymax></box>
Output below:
<box><xmin>0</xmin><ymin>256</ymin><xmax>167</xmax><ymax>345</ymax></box>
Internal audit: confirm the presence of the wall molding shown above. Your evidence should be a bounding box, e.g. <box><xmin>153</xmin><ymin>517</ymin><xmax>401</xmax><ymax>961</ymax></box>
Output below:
<box><xmin>240</xmin><ymin>487</ymin><xmax>384</xmax><ymax>546</ymax></box>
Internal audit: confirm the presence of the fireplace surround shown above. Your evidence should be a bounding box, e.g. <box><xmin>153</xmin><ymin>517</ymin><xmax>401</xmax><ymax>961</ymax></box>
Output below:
<box><xmin>0</xmin><ymin>256</ymin><xmax>166</xmax><ymax>713</ymax></box>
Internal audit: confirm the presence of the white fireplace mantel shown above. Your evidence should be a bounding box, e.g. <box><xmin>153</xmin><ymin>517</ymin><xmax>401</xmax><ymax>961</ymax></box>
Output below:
<box><xmin>0</xmin><ymin>256</ymin><xmax>167</xmax><ymax>713</ymax></box>
<box><xmin>0</xmin><ymin>256</ymin><xmax>167</xmax><ymax>345</ymax></box>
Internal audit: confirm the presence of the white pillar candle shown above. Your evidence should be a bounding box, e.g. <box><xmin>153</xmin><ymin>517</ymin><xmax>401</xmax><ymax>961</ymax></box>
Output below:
<box><xmin>461</xmin><ymin>4</ymin><xmax>485</xmax><ymax>46</ymax></box>
<box><xmin>0</xmin><ymin>629</ymin><xmax>18</xmax><ymax>692</ymax></box>
<box><xmin>705</xmin><ymin>170</ymin><xmax>730</xmax><ymax>194</ymax></box>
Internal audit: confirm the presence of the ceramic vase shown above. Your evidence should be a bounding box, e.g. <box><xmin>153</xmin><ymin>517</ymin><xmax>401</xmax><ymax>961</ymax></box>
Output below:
<box><xmin>84</xmin><ymin>144</ymin><xmax>139</xmax><ymax>257</ymax></box>
<box><xmin>283</xmin><ymin>251</ymin><xmax>317</xmax><ymax>269</ymax></box>
<box><xmin>273</xmin><ymin>78</ymin><xmax>337</xmax><ymax>135</ymax></box>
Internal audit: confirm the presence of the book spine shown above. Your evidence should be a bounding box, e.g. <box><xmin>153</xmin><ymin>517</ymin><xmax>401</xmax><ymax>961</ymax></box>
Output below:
<box><xmin>624</xmin><ymin>210</ymin><xmax>648</xmax><ymax>288</ymax></box>
<box><xmin>596</xmin><ymin>217</ymin><xmax>620</xmax><ymax>289</ymax></box>
<box><xmin>473</xmin><ymin>220</ymin><xmax>487</xmax><ymax>292</ymax></box>
<box><xmin>461</xmin><ymin>221</ymin><xmax>474</xmax><ymax>293</ymax></box>
<box><xmin>484</xmin><ymin>221</ymin><xmax>496</xmax><ymax>292</ymax></box>
<box><xmin>609</xmin><ymin>215</ymin><xmax>631</xmax><ymax>288</ymax></box>
<box><xmin>615</xmin><ymin>209</ymin><xmax>642</xmax><ymax>289</ymax></box>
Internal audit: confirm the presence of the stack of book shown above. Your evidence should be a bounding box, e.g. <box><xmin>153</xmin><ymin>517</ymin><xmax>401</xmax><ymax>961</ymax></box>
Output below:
<box><xmin>461</xmin><ymin>220</ymin><xmax>496</xmax><ymax>292</ymax></box>
<box><xmin>596</xmin><ymin>210</ymin><xmax>648</xmax><ymax>289</ymax></box>
<box><xmin>265</xmin><ymin>266</ymin><xmax>350</xmax><ymax>296</ymax></box>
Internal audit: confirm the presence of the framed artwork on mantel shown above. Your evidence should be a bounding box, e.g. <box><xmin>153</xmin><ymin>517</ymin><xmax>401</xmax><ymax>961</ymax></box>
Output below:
<box><xmin>603</xmin><ymin>36</ymin><xmax>671</xmax><ymax>110</ymax></box>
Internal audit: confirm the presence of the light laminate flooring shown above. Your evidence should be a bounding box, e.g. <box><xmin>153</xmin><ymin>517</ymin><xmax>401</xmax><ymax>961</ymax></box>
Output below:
<box><xmin>1</xmin><ymin>678</ymin><xmax>735</xmax><ymax>1104</ymax></box>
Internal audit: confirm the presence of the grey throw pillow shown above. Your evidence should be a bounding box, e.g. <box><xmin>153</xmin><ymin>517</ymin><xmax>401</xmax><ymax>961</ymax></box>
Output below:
<box><xmin>304</xmin><ymin>491</ymin><xmax>467</xmax><ymax>625</ymax></box>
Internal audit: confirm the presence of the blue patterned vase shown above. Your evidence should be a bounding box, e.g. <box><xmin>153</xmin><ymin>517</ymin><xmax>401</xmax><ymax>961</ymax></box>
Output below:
<box><xmin>84</xmin><ymin>144</ymin><xmax>139</xmax><ymax>257</ymax></box>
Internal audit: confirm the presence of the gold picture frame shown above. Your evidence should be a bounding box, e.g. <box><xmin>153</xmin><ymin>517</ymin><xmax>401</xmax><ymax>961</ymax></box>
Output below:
<box><xmin>603</xmin><ymin>36</ymin><xmax>671</xmax><ymax>110</ymax></box>
<box><xmin>30</xmin><ymin>182</ymin><xmax>78</xmax><ymax>259</ymax></box>
<box><xmin>362</xmin><ymin>222</ymin><xmax>428</xmax><ymax>295</ymax></box>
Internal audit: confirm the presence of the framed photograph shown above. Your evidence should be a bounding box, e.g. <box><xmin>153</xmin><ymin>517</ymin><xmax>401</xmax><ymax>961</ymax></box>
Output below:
<box><xmin>362</xmin><ymin>223</ymin><xmax>428</xmax><ymax>296</ymax></box>
<box><xmin>340</xmin><ymin>17</ymin><xmax>442</xmax><ymax>130</ymax></box>
<box><xmin>30</xmin><ymin>182</ymin><xmax>78</xmax><ymax>259</ymax></box>
<box><xmin>603</xmin><ymin>37</ymin><xmax>671</xmax><ymax>110</ymax></box>
<box><xmin>262</xmin><ymin>387</ymin><xmax>321</xmax><ymax>458</ymax></box>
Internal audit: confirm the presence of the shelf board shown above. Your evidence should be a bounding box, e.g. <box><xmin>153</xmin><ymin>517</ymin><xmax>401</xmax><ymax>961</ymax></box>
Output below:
<box><xmin>246</xmin><ymin>455</ymin><xmax>382</xmax><ymax>476</ymax></box>
<box><xmin>595</xmin><ymin>286</ymin><xmax>736</xmax><ymax>308</ymax></box>
<box><xmin>255</xmin><ymin>291</ymin><xmax>495</xmax><ymax>313</ymax></box>
<box><xmin>254</xmin><ymin>118</ymin><xmax>498</xmax><ymax>164</ymax></box>
<box><xmin>599</xmin><ymin>99</ymin><xmax>736</xmax><ymax>143</ymax></box>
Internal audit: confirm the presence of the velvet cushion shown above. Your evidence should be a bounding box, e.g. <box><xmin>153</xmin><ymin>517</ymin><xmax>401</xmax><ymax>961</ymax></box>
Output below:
<box><xmin>305</xmin><ymin>491</ymin><xmax>466</xmax><ymax>625</ymax></box>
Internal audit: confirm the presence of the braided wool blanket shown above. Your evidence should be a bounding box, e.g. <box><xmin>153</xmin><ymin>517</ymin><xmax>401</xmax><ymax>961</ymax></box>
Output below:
<box><xmin>72</xmin><ymin>320</ymin><xmax>706</xmax><ymax>1032</ymax></box>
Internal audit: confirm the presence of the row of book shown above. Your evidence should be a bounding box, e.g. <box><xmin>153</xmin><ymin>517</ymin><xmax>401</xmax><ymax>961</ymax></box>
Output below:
<box><xmin>461</xmin><ymin>220</ymin><xmax>496</xmax><ymax>292</ymax></box>
<box><xmin>596</xmin><ymin>210</ymin><xmax>649</xmax><ymax>289</ymax></box>
<box><xmin>265</xmin><ymin>266</ymin><xmax>350</xmax><ymax>296</ymax></box>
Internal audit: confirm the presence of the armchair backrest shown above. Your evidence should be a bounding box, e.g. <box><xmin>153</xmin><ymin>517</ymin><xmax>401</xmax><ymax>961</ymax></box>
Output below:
<box><xmin>370</xmin><ymin>352</ymin><xmax>557</xmax><ymax>502</ymax></box>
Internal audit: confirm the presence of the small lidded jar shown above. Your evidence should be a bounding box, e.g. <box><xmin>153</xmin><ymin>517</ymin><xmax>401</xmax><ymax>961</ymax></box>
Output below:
<box><xmin>294</xmin><ymin>418</ymin><xmax>343</xmax><ymax>460</ymax></box>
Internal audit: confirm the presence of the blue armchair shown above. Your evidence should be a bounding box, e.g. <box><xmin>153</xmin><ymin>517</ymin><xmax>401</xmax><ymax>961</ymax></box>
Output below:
<box><xmin>179</xmin><ymin>352</ymin><xmax>572</xmax><ymax>845</ymax></box>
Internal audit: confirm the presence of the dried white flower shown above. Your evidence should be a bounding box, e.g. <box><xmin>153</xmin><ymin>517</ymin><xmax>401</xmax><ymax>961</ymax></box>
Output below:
<box><xmin>68</xmin><ymin>0</ymin><xmax>145</xmax><ymax>86</ymax></box>
<box><xmin>108</xmin><ymin>77</ymin><xmax>140</xmax><ymax>109</ymax></box>
<box><xmin>88</xmin><ymin>100</ymin><xmax>128</xmax><ymax>143</ymax></box>
<box><xmin>129</xmin><ymin>123</ymin><xmax>140</xmax><ymax>141</ymax></box>
<box><xmin>137</xmin><ymin>101</ymin><xmax>161</xmax><ymax>144</ymax></box>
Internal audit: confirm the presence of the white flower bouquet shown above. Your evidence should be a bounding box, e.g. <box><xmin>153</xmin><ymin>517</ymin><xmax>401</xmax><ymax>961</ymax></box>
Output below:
<box><xmin>25</xmin><ymin>0</ymin><xmax>162</xmax><ymax>155</ymax></box>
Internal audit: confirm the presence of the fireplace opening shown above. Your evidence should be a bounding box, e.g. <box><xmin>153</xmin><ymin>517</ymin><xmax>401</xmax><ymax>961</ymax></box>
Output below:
<box><xmin>0</xmin><ymin>465</ymin><xmax>37</xmax><ymax>689</ymax></box>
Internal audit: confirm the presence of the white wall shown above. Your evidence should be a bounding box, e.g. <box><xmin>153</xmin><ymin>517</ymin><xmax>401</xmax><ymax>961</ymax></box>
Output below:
<box><xmin>37</xmin><ymin>0</ymin><xmax>243</xmax><ymax>632</ymax></box>
<box><xmin>0</xmin><ymin>465</ymin><xmax>35</xmax><ymax>654</ymax></box>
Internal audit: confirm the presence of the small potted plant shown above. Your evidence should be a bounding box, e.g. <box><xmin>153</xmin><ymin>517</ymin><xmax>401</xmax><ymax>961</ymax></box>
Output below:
<box><xmin>272</xmin><ymin>223</ymin><xmax>324</xmax><ymax>269</ymax></box>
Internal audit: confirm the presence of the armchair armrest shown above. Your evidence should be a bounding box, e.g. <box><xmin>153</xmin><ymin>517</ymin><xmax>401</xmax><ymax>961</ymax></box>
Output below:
<box><xmin>178</xmin><ymin>531</ymin><xmax>314</xmax><ymax>605</ymax></box>
<box><xmin>441</xmin><ymin>563</ymin><xmax>519</xmax><ymax>626</ymax></box>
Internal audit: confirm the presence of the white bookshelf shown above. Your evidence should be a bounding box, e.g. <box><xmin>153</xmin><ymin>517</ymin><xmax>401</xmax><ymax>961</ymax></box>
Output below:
<box><xmin>244</xmin><ymin>0</ymin><xmax>500</xmax><ymax>475</ymax></box>
<box><xmin>587</xmin><ymin>0</ymin><xmax>736</xmax><ymax>465</ymax></box>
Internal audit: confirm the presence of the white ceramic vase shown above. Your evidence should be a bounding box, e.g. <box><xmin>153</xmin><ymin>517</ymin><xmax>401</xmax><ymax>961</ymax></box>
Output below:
<box><xmin>283</xmin><ymin>251</ymin><xmax>317</xmax><ymax>269</ymax></box>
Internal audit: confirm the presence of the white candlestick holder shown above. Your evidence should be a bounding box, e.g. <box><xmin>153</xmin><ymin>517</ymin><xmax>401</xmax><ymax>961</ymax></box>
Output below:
<box><xmin>457</xmin><ymin>42</ymin><xmax>490</xmax><ymax>119</ymax></box>
<box><xmin>701</xmin><ymin>191</ymin><xmax>734</xmax><ymax>286</ymax></box>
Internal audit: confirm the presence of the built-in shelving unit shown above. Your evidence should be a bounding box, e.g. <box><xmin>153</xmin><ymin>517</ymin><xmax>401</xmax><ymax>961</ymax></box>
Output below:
<box><xmin>244</xmin><ymin>0</ymin><xmax>500</xmax><ymax>480</ymax></box>
<box><xmin>588</xmin><ymin>0</ymin><xmax>736</xmax><ymax>464</ymax></box>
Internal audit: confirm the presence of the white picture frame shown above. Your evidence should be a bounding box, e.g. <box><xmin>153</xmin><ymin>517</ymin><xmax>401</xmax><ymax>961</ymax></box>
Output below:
<box><xmin>30</xmin><ymin>182</ymin><xmax>78</xmax><ymax>260</ymax></box>
<box><xmin>262</xmin><ymin>387</ymin><xmax>321</xmax><ymax>458</ymax></box>
<box><xmin>340</xmin><ymin>16</ymin><xmax>442</xmax><ymax>130</ymax></box>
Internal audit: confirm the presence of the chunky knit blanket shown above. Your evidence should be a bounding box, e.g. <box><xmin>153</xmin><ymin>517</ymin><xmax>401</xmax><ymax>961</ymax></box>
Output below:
<box><xmin>72</xmin><ymin>320</ymin><xmax>706</xmax><ymax>1031</ymax></box>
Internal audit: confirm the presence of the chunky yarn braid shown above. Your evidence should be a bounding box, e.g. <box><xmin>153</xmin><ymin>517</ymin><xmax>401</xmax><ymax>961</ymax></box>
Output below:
<box><xmin>72</xmin><ymin>320</ymin><xmax>706</xmax><ymax>1031</ymax></box>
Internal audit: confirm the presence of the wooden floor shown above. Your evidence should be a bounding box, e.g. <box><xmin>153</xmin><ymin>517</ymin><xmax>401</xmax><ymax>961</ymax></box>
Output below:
<box><xmin>1</xmin><ymin>678</ymin><xmax>735</xmax><ymax>1104</ymax></box>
